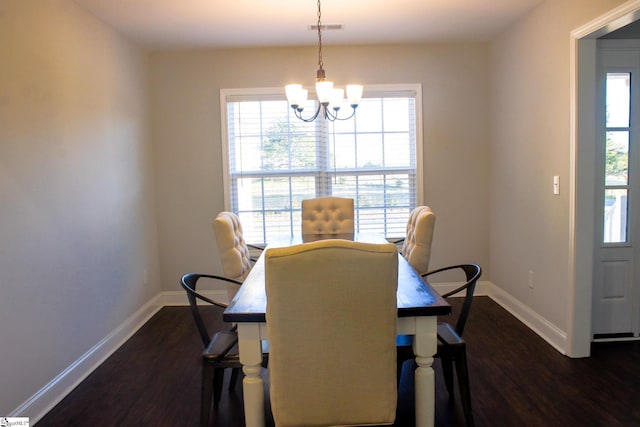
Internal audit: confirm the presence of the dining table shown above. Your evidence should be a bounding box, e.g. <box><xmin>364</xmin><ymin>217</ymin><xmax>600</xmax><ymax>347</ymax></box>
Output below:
<box><xmin>223</xmin><ymin>233</ymin><xmax>451</xmax><ymax>427</ymax></box>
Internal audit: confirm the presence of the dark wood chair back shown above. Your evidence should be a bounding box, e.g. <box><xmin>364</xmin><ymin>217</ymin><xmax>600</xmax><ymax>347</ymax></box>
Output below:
<box><xmin>181</xmin><ymin>273</ymin><xmax>242</xmax><ymax>348</ymax></box>
<box><xmin>432</xmin><ymin>264</ymin><xmax>482</xmax><ymax>337</ymax></box>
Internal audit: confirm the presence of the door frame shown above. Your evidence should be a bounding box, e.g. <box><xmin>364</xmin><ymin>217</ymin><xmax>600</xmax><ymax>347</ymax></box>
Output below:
<box><xmin>569</xmin><ymin>0</ymin><xmax>640</xmax><ymax>357</ymax></box>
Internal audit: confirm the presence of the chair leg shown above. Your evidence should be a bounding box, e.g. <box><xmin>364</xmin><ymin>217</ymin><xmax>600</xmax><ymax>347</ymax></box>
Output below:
<box><xmin>229</xmin><ymin>367</ymin><xmax>240</xmax><ymax>391</ymax></box>
<box><xmin>396</xmin><ymin>359</ymin><xmax>404</xmax><ymax>388</ymax></box>
<box><xmin>213</xmin><ymin>368</ymin><xmax>225</xmax><ymax>408</ymax></box>
<box><xmin>201</xmin><ymin>363</ymin><xmax>215</xmax><ymax>427</ymax></box>
<box><xmin>440</xmin><ymin>354</ymin><xmax>455</xmax><ymax>399</ymax></box>
<box><xmin>454</xmin><ymin>348</ymin><xmax>474</xmax><ymax>427</ymax></box>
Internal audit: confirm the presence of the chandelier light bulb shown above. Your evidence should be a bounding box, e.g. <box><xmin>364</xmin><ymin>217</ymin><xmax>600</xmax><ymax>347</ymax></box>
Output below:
<box><xmin>315</xmin><ymin>81</ymin><xmax>334</xmax><ymax>104</ymax></box>
<box><xmin>286</xmin><ymin>84</ymin><xmax>309</xmax><ymax>109</ymax></box>
<box><xmin>346</xmin><ymin>84</ymin><xmax>363</xmax><ymax>107</ymax></box>
<box><xmin>285</xmin><ymin>84</ymin><xmax>302</xmax><ymax>104</ymax></box>
<box><xmin>329</xmin><ymin>88</ymin><xmax>344</xmax><ymax>110</ymax></box>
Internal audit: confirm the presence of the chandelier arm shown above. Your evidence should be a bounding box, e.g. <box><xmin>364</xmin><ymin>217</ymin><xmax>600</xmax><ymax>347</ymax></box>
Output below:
<box><xmin>324</xmin><ymin>105</ymin><xmax>358</xmax><ymax>121</ymax></box>
<box><xmin>293</xmin><ymin>104</ymin><xmax>323</xmax><ymax>123</ymax></box>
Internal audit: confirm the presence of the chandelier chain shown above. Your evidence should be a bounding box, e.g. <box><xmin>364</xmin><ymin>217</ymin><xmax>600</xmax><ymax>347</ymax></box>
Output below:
<box><xmin>317</xmin><ymin>0</ymin><xmax>323</xmax><ymax>73</ymax></box>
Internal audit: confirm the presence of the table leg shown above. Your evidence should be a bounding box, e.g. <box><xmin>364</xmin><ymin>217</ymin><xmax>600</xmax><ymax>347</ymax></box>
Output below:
<box><xmin>237</xmin><ymin>323</ymin><xmax>265</xmax><ymax>427</ymax></box>
<box><xmin>413</xmin><ymin>316</ymin><xmax>437</xmax><ymax>427</ymax></box>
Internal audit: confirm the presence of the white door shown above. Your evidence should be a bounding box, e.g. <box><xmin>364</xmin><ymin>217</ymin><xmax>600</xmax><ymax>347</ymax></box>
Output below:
<box><xmin>592</xmin><ymin>40</ymin><xmax>640</xmax><ymax>339</ymax></box>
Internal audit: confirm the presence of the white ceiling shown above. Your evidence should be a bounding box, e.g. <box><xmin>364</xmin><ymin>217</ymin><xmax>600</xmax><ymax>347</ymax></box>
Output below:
<box><xmin>72</xmin><ymin>0</ymin><xmax>544</xmax><ymax>49</ymax></box>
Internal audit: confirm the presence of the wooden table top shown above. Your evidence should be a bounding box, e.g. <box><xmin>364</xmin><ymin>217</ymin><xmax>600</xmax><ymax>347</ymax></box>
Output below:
<box><xmin>223</xmin><ymin>233</ymin><xmax>451</xmax><ymax>323</ymax></box>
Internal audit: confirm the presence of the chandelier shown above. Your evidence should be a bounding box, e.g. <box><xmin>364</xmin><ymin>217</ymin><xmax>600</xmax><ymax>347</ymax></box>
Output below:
<box><xmin>285</xmin><ymin>0</ymin><xmax>363</xmax><ymax>122</ymax></box>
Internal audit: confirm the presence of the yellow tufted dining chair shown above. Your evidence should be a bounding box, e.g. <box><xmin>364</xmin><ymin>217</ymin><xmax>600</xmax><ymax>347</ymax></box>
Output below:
<box><xmin>213</xmin><ymin>211</ymin><xmax>252</xmax><ymax>281</ymax></box>
<box><xmin>265</xmin><ymin>240</ymin><xmax>399</xmax><ymax>426</ymax></box>
<box><xmin>301</xmin><ymin>196</ymin><xmax>355</xmax><ymax>236</ymax></box>
<box><xmin>212</xmin><ymin>211</ymin><xmax>262</xmax><ymax>306</ymax></box>
<box><xmin>401</xmin><ymin>206</ymin><xmax>436</xmax><ymax>275</ymax></box>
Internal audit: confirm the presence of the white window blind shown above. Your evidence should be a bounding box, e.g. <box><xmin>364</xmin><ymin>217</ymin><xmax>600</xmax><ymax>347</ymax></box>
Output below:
<box><xmin>220</xmin><ymin>85</ymin><xmax>422</xmax><ymax>244</ymax></box>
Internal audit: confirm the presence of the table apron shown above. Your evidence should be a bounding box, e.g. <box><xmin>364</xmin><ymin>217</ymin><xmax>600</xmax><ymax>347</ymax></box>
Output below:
<box><xmin>236</xmin><ymin>317</ymin><xmax>435</xmax><ymax>342</ymax></box>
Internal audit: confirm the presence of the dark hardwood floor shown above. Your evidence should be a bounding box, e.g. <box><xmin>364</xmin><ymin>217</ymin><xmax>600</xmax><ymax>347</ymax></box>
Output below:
<box><xmin>36</xmin><ymin>297</ymin><xmax>640</xmax><ymax>426</ymax></box>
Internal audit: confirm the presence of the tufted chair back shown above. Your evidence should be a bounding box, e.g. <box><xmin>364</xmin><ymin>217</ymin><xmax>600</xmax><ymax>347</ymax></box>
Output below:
<box><xmin>266</xmin><ymin>239</ymin><xmax>398</xmax><ymax>426</ymax></box>
<box><xmin>212</xmin><ymin>211</ymin><xmax>252</xmax><ymax>282</ymax></box>
<box><xmin>301</xmin><ymin>197</ymin><xmax>355</xmax><ymax>235</ymax></box>
<box><xmin>401</xmin><ymin>206</ymin><xmax>436</xmax><ymax>275</ymax></box>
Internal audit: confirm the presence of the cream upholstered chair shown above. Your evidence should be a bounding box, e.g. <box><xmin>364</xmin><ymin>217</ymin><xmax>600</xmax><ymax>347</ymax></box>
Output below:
<box><xmin>265</xmin><ymin>240</ymin><xmax>399</xmax><ymax>427</ymax></box>
<box><xmin>401</xmin><ymin>206</ymin><xmax>436</xmax><ymax>275</ymax></box>
<box><xmin>213</xmin><ymin>211</ymin><xmax>253</xmax><ymax>282</ymax></box>
<box><xmin>301</xmin><ymin>196</ymin><xmax>355</xmax><ymax>235</ymax></box>
<box><xmin>212</xmin><ymin>211</ymin><xmax>261</xmax><ymax>306</ymax></box>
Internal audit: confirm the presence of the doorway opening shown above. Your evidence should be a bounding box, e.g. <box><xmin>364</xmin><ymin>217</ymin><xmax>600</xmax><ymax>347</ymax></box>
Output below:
<box><xmin>570</xmin><ymin>0</ymin><xmax>640</xmax><ymax>357</ymax></box>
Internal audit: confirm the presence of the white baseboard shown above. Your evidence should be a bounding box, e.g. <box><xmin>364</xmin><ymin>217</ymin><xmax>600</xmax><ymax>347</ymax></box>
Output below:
<box><xmin>13</xmin><ymin>289</ymin><xmax>229</xmax><ymax>423</ymax></box>
<box><xmin>11</xmin><ymin>294</ymin><xmax>165</xmax><ymax>422</ymax></box>
<box><xmin>161</xmin><ymin>290</ymin><xmax>192</xmax><ymax>306</ymax></box>
<box><xmin>162</xmin><ymin>289</ymin><xmax>230</xmax><ymax>306</ymax></box>
<box><xmin>431</xmin><ymin>280</ymin><xmax>492</xmax><ymax>297</ymax></box>
<box><xmin>487</xmin><ymin>283</ymin><xmax>568</xmax><ymax>354</ymax></box>
<box><xmin>432</xmin><ymin>280</ymin><xmax>568</xmax><ymax>354</ymax></box>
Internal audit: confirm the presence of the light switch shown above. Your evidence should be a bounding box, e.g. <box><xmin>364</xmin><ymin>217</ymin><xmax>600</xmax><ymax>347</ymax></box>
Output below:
<box><xmin>553</xmin><ymin>175</ymin><xmax>560</xmax><ymax>195</ymax></box>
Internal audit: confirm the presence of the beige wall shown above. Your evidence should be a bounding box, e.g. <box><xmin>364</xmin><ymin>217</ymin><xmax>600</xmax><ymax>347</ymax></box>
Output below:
<box><xmin>489</xmin><ymin>0</ymin><xmax>627</xmax><ymax>342</ymax></box>
<box><xmin>0</xmin><ymin>0</ymin><xmax>159</xmax><ymax>415</ymax></box>
<box><xmin>148</xmin><ymin>44</ymin><xmax>491</xmax><ymax>292</ymax></box>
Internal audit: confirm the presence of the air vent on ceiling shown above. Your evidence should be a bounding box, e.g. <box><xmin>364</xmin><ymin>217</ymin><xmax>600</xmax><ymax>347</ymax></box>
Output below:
<box><xmin>308</xmin><ymin>24</ymin><xmax>343</xmax><ymax>31</ymax></box>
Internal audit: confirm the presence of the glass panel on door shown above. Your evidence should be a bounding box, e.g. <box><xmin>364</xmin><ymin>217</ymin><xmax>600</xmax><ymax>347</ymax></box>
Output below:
<box><xmin>603</xmin><ymin>73</ymin><xmax>631</xmax><ymax>244</ymax></box>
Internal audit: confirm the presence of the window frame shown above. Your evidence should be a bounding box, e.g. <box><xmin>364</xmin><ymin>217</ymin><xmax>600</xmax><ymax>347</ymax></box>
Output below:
<box><xmin>219</xmin><ymin>84</ymin><xmax>424</xmax><ymax>243</ymax></box>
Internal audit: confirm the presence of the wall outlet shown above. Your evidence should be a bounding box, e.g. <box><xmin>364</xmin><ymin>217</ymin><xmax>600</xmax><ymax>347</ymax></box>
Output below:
<box><xmin>528</xmin><ymin>270</ymin><xmax>534</xmax><ymax>289</ymax></box>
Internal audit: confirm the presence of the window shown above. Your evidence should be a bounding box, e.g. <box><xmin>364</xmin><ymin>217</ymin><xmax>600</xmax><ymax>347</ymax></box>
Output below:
<box><xmin>220</xmin><ymin>85</ymin><xmax>422</xmax><ymax>244</ymax></box>
<box><xmin>603</xmin><ymin>73</ymin><xmax>630</xmax><ymax>243</ymax></box>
